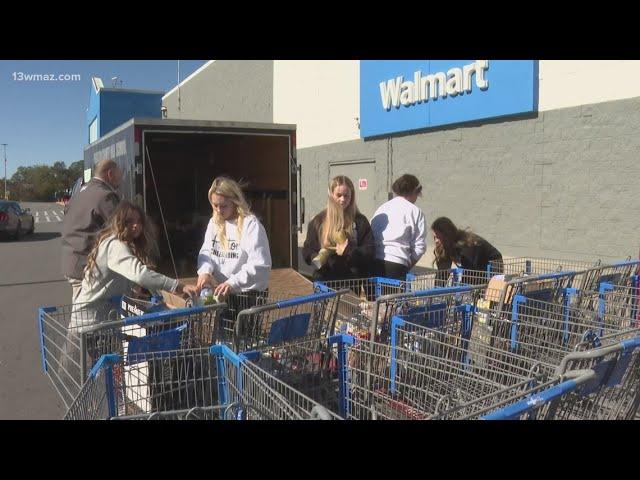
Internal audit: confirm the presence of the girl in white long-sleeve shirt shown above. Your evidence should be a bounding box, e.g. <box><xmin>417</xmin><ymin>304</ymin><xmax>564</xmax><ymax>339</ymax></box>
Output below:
<box><xmin>70</xmin><ymin>201</ymin><xmax>196</xmax><ymax>331</ymax></box>
<box><xmin>196</xmin><ymin>177</ymin><xmax>272</xmax><ymax>305</ymax></box>
<box><xmin>370</xmin><ymin>174</ymin><xmax>427</xmax><ymax>280</ymax></box>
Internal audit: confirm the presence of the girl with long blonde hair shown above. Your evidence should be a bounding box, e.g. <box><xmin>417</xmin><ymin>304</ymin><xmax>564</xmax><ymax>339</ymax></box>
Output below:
<box><xmin>196</xmin><ymin>176</ymin><xmax>272</xmax><ymax>303</ymax></box>
<box><xmin>302</xmin><ymin>175</ymin><xmax>375</xmax><ymax>281</ymax></box>
<box><xmin>71</xmin><ymin>201</ymin><xmax>196</xmax><ymax>328</ymax></box>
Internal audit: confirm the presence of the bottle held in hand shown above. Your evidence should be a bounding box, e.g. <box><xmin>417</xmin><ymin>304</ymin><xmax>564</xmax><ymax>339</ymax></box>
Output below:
<box><xmin>201</xmin><ymin>287</ymin><xmax>225</xmax><ymax>305</ymax></box>
<box><xmin>332</xmin><ymin>230</ymin><xmax>348</xmax><ymax>245</ymax></box>
<box><xmin>312</xmin><ymin>248</ymin><xmax>332</xmax><ymax>269</ymax></box>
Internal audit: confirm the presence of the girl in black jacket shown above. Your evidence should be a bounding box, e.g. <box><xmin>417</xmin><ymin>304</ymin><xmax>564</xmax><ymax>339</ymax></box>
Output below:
<box><xmin>302</xmin><ymin>176</ymin><xmax>375</xmax><ymax>282</ymax></box>
<box><xmin>431</xmin><ymin>216</ymin><xmax>503</xmax><ymax>285</ymax></box>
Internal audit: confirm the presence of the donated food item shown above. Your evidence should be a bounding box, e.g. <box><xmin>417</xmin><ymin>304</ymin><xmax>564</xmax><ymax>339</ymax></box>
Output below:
<box><xmin>198</xmin><ymin>288</ymin><xmax>225</xmax><ymax>306</ymax></box>
<box><xmin>203</xmin><ymin>295</ymin><xmax>219</xmax><ymax>306</ymax></box>
<box><xmin>312</xmin><ymin>248</ymin><xmax>333</xmax><ymax>269</ymax></box>
<box><xmin>332</xmin><ymin>230</ymin><xmax>348</xmax><ymax>245</ymax></box>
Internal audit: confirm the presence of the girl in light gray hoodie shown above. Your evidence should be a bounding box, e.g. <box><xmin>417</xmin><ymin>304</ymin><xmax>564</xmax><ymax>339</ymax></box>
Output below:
<box><xmin>70</xmin><ymin>201</ymin><xmax>196</xmax><ymax>331</ymax></box>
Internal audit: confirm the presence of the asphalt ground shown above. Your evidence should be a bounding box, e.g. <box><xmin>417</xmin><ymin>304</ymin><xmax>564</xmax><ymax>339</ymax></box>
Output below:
<box><xmin>0</xmin><ymin>202</ymin><xmax>68</xmax><ymax>419</ymax></box>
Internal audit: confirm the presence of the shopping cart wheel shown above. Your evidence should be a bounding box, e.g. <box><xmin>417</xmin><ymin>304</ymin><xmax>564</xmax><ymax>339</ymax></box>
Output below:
<box><xmin>527</xmin><ymin>361</ymin><xmax>543</xmax><ymax>379</ymax></box>
<box><xmin>434</xmin><ymin>392</ymin><xmax>461</xmax><ymax>415</ymax></box>
<box><xmin>107</xmin><ymin>308</ymin><xmax>120</xmax><ymax>322</ymax></box>
<box><xmin>224</xmin><ymin>402</ymin><xmax>247</xmax><ymax>420</ymax></box>
<box><xmin>577</xmin><ymin>330</ymin><xmax>601</xmax><ymax>350</ymax></box>
<box><xmin>184</xmin><ymin>407</ymin><xmax>204</xmax><ymax>420</ymax></box>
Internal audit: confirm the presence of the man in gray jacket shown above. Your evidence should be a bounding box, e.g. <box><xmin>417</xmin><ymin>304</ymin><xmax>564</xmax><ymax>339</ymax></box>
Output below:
<box><xmin>61</xmin><ymin>159</ymin><xmax>122</xmax><ymax>302</ymax></box>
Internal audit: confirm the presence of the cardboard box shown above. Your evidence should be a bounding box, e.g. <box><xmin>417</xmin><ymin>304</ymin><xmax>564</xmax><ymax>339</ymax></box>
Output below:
<box><xmin>484</xmin><ymin>275</ymin><xmax>512</xmax><ymax>303</ymax></box>
<box><xmin>160</xmin><ymin>276</ymin><xmax>198</xmax><ymax>309</ymax></box>
<box><xmin>158</xmin><ymin>269</ymin><xmax>314</xmax><ymax>309</ymax></box>
<box><xmin>484</xmin><ymin>274</ymin><xmax>557</xmax><ymax>305</ymax></box>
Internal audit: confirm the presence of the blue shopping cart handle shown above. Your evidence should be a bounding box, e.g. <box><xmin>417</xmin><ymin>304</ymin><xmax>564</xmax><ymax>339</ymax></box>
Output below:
<box><xmin>405</xmin><ymin>285</ymin><xmax>474</xmax><ymax>298</ymax></box>
<box><xmin>210</xmin><ymin>344</ymin><xmax>244</xmax><ymax>367</ymax></box>
<box><xmin>613</xmin><ymin>260</ymin><xmax>640</xmax><ymax>267</ymax></box>
<box><xmin>328</xmin><ymin>334</ymin><xmax>355</xmax><ymax>346</ymax></box>
<box><xmin>371</xmin><ymin>276</ymin><xmax>405</xmax><ymax>287</ymax></box>
<box><xmin>122</xmin><ymin>303</ymin><xmax>219</xmax><ymax>326</ymax></box>
<box><xmin>88</xmin><ymin>353</ymin><xmax>120</xmax><ymax>378</ymax></box>
<box><xmin>514</xmin><ymin>271</ymin><xmax>577</xmax><ymax>282</ymax></box>
<box><xmin>620</xmin><ymin>336</ymin><xmax>640</xmax><ymax>351</ymax></box>
<box><xmin>275</xmin><ymin>291</ymin><xmax>337</xmax><ymax>309</ymax></box>
<box><xmin>481</xmin><ymin>379</ymin><xmax>580</xmax><ymax>420</ymax></box>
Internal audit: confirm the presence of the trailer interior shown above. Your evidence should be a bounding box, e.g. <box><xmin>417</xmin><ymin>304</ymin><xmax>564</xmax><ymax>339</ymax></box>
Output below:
<box><xmin>143</xmin><ymin>131</ymin><xmax>293</xmax><ymax>278</ymax></box>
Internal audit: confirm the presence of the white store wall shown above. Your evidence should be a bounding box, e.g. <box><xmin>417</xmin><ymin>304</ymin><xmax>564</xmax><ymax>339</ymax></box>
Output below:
<box><xmin>273</xmin><ymin>60</ymin><xmax>640</xmax><ymax>149</ymax></box>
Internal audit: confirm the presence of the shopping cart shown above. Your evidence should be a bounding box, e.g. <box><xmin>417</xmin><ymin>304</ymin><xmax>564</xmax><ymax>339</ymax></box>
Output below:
<box><xmin>477</xmin><ymin>334</ymin><xmax>640</xmax><ymax>420</ymax></box>
<box><xmin>473</xmin><ymin>288</ymin><xmax>640</xmax><ymax>366</ymax></box>
<box><xmin>360</xmin><ymin>271</ymin><xmax>578</xmax><ymax>344</ymax></box>
<box><xmin>493</xmin><ymin>257</ymin><xmax>601</xmax><ymax>276</ymax></box>
<box><xmin>572</xmin><ymin>274</ymin><xmax>640</xmax><ymax>326</ymax></box>
<box><xmin>408</xmin><ymin>266</ymin><xmax>503</xmax><ymax>289</ymax></box>
<box><xmin>571</xmin><ymin>259</ymin><xmax>640</xmax><ymax>297</ymax></box>
<box><xmin>210</xmin><ymin>289</ymin><xmax>336</xmax><ymax>346</ymax></box>
<box><xmin>232</xmin><ymin>289</ymin><xmax>350</xmax><ymax>352</ymax></box>
<box><xmin>385</xmin><ymin>317</ymin><xmax>640</xmax><ymax>420</ymax></box>
<box><xmin>38</xmin><ymin>297</ymin><xmax>226</xmax><ymax>409</ymax></box>
<box><xmin>240</xmin><ymin>335</ymin><xmax>347</xmax><ymax>416</ymax></box>
<box><xmin>335</xmin><ymin>328</ymin><xmax>553</xmax><ymax>420</ymax></box>
<box><xmin>239</xmin><ymin>325</ymin><xmax>552</xmax><ymax>420</ymax></box>
<box><xmin>63</xmin><ymin>345</ymin><xmax>341</xmax><ymax>420</ymax></box>
<box><xmin>384</xmin><ymin>278</ymin><xmax>639</xmax><ymax>363</ymax></box>
<box><xmin>313</xmin><ymin>277</ymin><xmax>413</xmax><ymax>337</ymax></box>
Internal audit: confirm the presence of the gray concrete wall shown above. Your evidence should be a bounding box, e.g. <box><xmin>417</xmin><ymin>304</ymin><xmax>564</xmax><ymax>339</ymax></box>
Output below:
<box><xmin>298</xmin><ymin>96</ymin><xmax>640</xmax><ymax>266</ymax></box>
<box><xmin>163</xmin><ymin>61</ymin><xmax>273</xmax><ymax>122</ymax></box>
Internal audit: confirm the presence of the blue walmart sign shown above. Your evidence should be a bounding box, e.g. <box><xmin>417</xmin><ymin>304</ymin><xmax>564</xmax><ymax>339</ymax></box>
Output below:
<box><xmin>360</xmin><ymin>60</ymin><xmax>538</xmax><ymax>138</ymax></box>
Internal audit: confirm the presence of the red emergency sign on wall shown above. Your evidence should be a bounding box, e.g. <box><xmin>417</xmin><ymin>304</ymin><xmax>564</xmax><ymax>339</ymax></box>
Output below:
<box><xmin>359</xmin><ymin>178</ymin><xmax>368</xmax><ymax>190</ymax></box>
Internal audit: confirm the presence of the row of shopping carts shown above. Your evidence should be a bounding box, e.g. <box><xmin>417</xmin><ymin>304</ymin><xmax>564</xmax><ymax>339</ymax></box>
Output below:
<box><xmin>38</xmin><ymin>289</ymin><xmax>348</xmax><ymax>411</ymax></box>
<box><xmin>38</xmin><ymin>256</ymin><xmax>640</xmax><ymax>420</ymax></box>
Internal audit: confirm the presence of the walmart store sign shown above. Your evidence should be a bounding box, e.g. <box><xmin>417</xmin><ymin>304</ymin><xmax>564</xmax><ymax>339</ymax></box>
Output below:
<box><xmin>360</xmin><ymin>60</ymin><xmax>538</xmax><ymax>138</ymax></box>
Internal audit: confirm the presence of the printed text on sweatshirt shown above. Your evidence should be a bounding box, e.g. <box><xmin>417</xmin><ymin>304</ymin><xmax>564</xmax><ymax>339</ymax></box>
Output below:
<box><xmin>197</xmin><ymin>215</ymin><xmax>272</xmax><ymax>292</ymax></box>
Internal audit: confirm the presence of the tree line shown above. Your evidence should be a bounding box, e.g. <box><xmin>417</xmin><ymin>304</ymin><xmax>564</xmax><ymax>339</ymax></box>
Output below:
<box><xmin>6</xmin><ymin>161</ymin><xmax>84</xmax><ymax>202</ymax></box>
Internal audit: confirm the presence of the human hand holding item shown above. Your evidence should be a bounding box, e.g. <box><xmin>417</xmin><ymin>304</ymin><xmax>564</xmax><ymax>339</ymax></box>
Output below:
<box><xmin>182</xmin><ymin>284</ymin><xmax>199</xmax><ymax>298</ymax></box>
<box><xmin>214</xmin><ymin>282</ymin><xmax>232</xmax><ymax>298</ymax></box>
<box><xmin>335</xmin><ymin>239</ymin><xmax>349</xmax><ymax>256</ymax></box>
<box><xmin>131</xmin><ymin>285</ymin><xmax>151</xmax><ymax>299</ymax></box>
<box><xmin>196</xmin><ymin>273</ymin><xmax>213</xmax><ymax>293</ymax></box>
<box><xmin>333</xmin><ymin>230</ymin><xmax>349</xmax><ymax>256</ymax></box>
<box><xmin>312</xmin><ymin>248</ymin><xmax>333</xmax><ymax>269</ymax></box>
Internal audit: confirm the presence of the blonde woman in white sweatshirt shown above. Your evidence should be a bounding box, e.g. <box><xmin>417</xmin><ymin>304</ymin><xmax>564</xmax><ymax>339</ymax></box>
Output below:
<box><xmin>370</xmin><ymin>174</ymin><xmax>427</xmax><ymax>280</ymax></box>
<box><xmin>70</xmin><ymin>201</ymin><xmax>197</xmax><ymax>330</ymax></box>
<box><xmin>196</xmin><ymin>177</ymin><xmax>272</xmax><ymax>312</ymax></box>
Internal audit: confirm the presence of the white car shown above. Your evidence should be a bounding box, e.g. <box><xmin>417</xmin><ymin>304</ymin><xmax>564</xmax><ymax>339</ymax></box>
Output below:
<box><xmin>0</xmin><ymin>200</ymin><xmax>35</xmax><ymax>239</ymax></box>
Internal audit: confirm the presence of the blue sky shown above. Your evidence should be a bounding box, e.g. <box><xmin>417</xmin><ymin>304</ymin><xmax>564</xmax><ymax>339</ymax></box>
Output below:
<box><xmin>0</xmin><ymin>60</ymin><xmax>206</xmax><ymax>177</ymax></box>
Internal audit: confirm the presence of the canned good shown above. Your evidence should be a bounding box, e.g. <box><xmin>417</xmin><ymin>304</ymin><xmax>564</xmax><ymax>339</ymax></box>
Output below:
<box><xmin>201</xmin><ymin>288</ymin><xmax>213</xmax><ymax>298</ymax></box>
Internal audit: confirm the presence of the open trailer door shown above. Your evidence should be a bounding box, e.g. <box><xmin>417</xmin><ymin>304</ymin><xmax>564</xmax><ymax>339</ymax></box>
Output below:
<box><xmin>139</xmin><ymin>121</ymin><xmax>297</xmax><ymax>278</ymax></box>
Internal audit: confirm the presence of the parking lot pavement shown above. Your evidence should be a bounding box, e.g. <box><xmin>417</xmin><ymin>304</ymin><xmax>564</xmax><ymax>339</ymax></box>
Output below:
<box><xmin>0</xmin><ymin>210</ymin><xmax>68</xmax><ymax>419</ymax></box>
